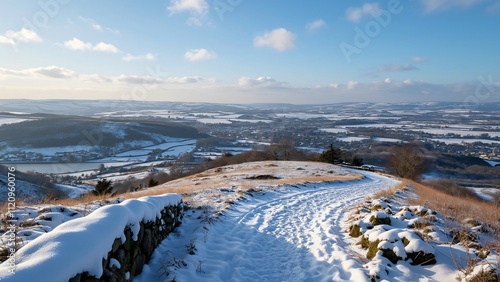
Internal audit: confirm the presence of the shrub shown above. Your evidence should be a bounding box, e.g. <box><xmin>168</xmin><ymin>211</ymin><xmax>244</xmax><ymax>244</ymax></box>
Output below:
<box><xmin>148</xmin><ymin>178</ymin><xmax>159</xmax><ymax>187</ymax></box>
<box><xmin>93</xmin><ymin>178</ymin><xmax>113</xmax><ymax>196</ymax></box>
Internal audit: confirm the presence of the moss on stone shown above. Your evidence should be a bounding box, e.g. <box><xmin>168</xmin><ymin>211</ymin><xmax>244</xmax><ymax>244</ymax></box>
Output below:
<box><xmin>369</xmin><ymin>215</ymin><xmax>391</xmax><ymax>226</ymax></box>
<box><xmin>402</xmin><ymin>237</ymin><xmax>410</xmax><ymax>246</ymax></box>
<box><xmin>358</xmin><ymin>236</ymin><xmax>370</xmax><ymax>249</ymax></box>
<box><xmin>407</xmin><ymin>251</ymin><xmax>436</xmax><ymax>265</ymax></box>
<box><xmin>381</xmin><ymin>248</ymin><xmax>402</xmax><ymax>264</ymax></box>
<box><xmin>366</xmin><ymin>239</ymin><xmax>381</xmax><ymax>260</ymax></box>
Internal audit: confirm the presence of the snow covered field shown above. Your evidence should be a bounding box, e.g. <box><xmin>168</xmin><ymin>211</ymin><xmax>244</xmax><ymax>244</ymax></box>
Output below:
<box><xmin>318</xmin><ymin>128</ymin><xmax>349</xmax><ymax>134</ymax></box>
<box><xmin>431</xmin><ymin>138</ymin><xmax>500</xmax><ymax>145</ymax></box>
<box><xmin>485</xmin><ymin>160</ymin><xmax>500</xmax><ymax>167</ymax></box>
<box><xmin>467</xmin><ymin>187</ymin><xmax>500</xmax><ymax>202</ymax></box>
<box><xmin>0</xmin><ymin>117</ymin><xmax>33</xmax><ymax>126</ymax></box>
<box><xmin>337</xmin><ymin>137</ymin><xmax>370</xmax><ymax>142</ymax></box>
<box><xmin>54</xmin><ymin>184</ymin><xmax>94</xmax><ymax>199</ymax></box>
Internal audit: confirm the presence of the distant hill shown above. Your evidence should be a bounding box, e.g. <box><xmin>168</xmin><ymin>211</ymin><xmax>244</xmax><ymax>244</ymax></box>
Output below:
<box><xmin>0</xmin><ymin>166</ymin><xmax>65</xmax><ymax>203</ymax></box>
<box><xmin>0</xmin><ymin>115</ymin><xmax>208</xmax><ymax>149</ymax></box>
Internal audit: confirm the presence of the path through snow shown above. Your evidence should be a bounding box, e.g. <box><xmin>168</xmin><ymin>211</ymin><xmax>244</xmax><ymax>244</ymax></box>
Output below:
<box><xmin>136</xmin><ymin>171</ymin><xmax>398</xmax><ymax>282</ymax></box>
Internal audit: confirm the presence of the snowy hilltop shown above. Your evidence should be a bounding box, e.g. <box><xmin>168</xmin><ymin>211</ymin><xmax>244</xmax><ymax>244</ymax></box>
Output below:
<box><xmin>0</xmin><ymin>161</ymin><xmax>498</xmax><ymax>281</ymax></box>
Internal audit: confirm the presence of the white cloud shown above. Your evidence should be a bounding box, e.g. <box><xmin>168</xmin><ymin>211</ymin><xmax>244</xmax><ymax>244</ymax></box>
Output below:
<box><xmin>91</xmin><ymin>24</ymin><xmax>103</xmax><ymax>31</ymax></box>
<box><xmin>167</xmin><ymin>0</ymin><xmax>209</xmax><ymax>26</ymax></box>
<box><xmin>93</xmin><ymin>42</ymin><xmax>119</xmax><ymax>53</ymax></box>
<box><xmin>115</xmin><ymin>75</ymin><xmax>164</xmax><ymax>84</ymax></box>
<box><xmin>306</xmin><ymin>19</ymin><xmax>326</xmax><ymax>31</ymax></box>
<box><xmin>238</xmin><ymin>76</ymin><xmax>286</xmax><ymax>88</ymax></box>
<box><xmin>0</xmin><ymin>66</ymin><xmax>169</xmax><ymax>85</ymax></box>
<box><xmin>63</xmin><ymin>38</ymin><xmax>93</xmax><ymax>51</ymax></box>
<box><xmin>79</xmin><ymin>16</ymin><xmax>120</xmax><ymax>34</ymax></box>
<box><xmin>80</xmin><ymin>74</ymin><xmax>112</xmax><ymax>83</ymax></box>
<box><xmin>6</xmin><ymin>28</ymin><xmax>42</xmax><ymax>43</ymax></box>
<box><xmin>384</xmin><ymin>77</ymin><xmax>392</xmax><ymax>83</ymax></box>
<box><xmin>254</xmin><ymin>28</ymin><xmax>296</xmax><ymax>51</ymax></box>
<box><xmin>420</xmin><ymin>0</ymin><xmax>485</xmax><ymax>12</ymax></box>
<box><xmin>167</xmin><ymin>0</ymin><xmax>208</xmax><ymax>14</ymax></box>
<box><xmin>0</xmin><ymin>28</ymin><xmax>42</xmax><ymax>45</ymax></box>
<box><xmin>0</xmin><ymin>35</ymin><xmax>15</xmax><ymax>45</ymax></box>
<box><xmin>122</xmin><ymin>53</ymin><xmax>156</xmax><ymax>62</ymax></box>
<box><xmin>167</xmin><ymin>76</ymin><xmax>205</xmax><ymax>84</ymax></box>
<box><xmin>184</xmin><ymin>48</ymin><xmax>217</xmax><ymax>61</ymax></box>
<box><xmin>0</xmin><ymin>66</ymin><xmax>77</xmax><ymax>79</ymax></box>
<box><xmin>63</xmin><ymin>38</ymin><xmax>120</xmax><ymax>53</ymax></box>
<box><xmin>346</xmin><ymin>3</ymin><xmax>381</xmax><ymax>22</ymax></box>
<box><xmin>347</xmin><ymin>80</ymin><xmax>359</xmax><ymax>89</ymax></box>
<box><xmin>33</xmin><ymin>66</ymin><xmax>77</xmax><ymax>79</ymax></box>
<box><xmin>2</xmin><ymin>67</ymin><xmax>497</xmax><ymax>104</ymax></box>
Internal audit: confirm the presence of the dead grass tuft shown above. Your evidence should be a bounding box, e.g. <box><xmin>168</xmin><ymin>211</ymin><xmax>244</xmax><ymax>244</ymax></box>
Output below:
<box><xmin>408</xmin><ymin>180</ymin><xmax>500</xmax><ymax>235</ymax></box>
<box><xmin>371</xmin><ymin>180</ymin><xmax>409</xmax><ymax>199</ymax></box>
<box><xmin>47</xmin><ymin>193</ymin><xmax>111</xmax><ymax>207</ymax></box>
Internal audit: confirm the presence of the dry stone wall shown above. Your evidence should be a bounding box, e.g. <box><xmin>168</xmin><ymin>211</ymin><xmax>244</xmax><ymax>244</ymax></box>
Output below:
<box><xmin>69</xmin><ymin>203</ymin><xmax>183</xmax><ymax>282</ymax></box>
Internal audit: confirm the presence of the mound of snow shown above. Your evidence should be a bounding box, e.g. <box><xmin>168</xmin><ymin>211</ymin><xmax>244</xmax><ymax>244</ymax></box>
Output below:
<box><xmin>0</xmin><ymin>194</ymin><xmax>182</xmax><ymax>281</ymax></box>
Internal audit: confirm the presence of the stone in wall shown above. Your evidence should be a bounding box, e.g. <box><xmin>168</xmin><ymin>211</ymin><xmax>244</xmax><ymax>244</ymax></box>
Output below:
<box><xmin>69</xmin><ymin>203</ymin><xmax>183</xmax><ymax>282</ymax></box>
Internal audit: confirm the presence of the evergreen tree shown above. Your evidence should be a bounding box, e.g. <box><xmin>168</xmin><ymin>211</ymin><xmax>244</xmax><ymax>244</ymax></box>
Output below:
<box><xmin>320</xmin><ymin>144</ymin><xmax>343</xmax><ymax>164</ymax></box>
<box><xmin>93</xmin><ymin>178</ymin><xmax>113</xmax><ymax>196</ymax></box>
<box><xmin>148</xmin><ymin>178</ymin><xmax>159</xmax><ymax>187</ymax></box>
<box><xmin>352</xmin><ymin>155</ymin><xmax>364</xmax><ymax>166</ymax></box>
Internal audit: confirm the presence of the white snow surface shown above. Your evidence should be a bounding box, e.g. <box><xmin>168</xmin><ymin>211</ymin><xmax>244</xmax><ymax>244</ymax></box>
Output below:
<box><xmin>0</xmin><ymin>117</ymin><xmax>33</xmax><ymax>126</ymax></box>
<box><xmin>319</xmin><ymin>128</ymin><xmax>349</xmax><ymax>134</ymax></box>
<box><xmin>0</xmin><ymin>194</ymin><xmax>182</xmax><ymax>281</ymax></box>
<box><xmin>135</xmin><ymin>171</ymin><xmax>399</xmax><ymax>282</ymax></box>
<box><xmin>485</xmin><ymin>160</ymin><xmax>500</xmax><ymax>167</ymax></box>
<box><xmin>337</xmin><ymin>136</ymin><xmax>370</xmax><ymax>142</ymax></box>
<box><xmin>467</xmin><ymin>187</ymin><xmax>499</xmax><ymax>202</ymax></box>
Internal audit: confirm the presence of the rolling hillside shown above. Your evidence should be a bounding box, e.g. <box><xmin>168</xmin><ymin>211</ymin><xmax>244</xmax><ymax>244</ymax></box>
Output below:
<box><xmin>0</xmin><ymin>115</ymin><xmax>207</xmax><ymax>150</ymax></box>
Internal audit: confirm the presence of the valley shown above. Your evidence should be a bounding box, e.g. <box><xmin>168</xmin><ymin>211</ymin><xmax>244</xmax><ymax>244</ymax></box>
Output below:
<box><xmin>0</xmin><ymin>100</ymin><xmax>498</xmax><ymax>202</ymax></box>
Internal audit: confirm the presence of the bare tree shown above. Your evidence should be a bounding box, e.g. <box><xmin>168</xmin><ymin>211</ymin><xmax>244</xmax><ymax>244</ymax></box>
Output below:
<box><xmin>386</xmin><ymin>144</ymin><xmax>426</xmax><ymax>180</ymax></box>
<box><xmin>266</xmin><ymin>140</ymin><xmax>296</xmax><ymax>160</ymax></box>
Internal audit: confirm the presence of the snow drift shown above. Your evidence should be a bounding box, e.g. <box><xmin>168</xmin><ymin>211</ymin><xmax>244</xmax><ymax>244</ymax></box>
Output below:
<box><xmin>0</xmin><ymin>194</ymin><xmax>182</xmax><ymax>281</ymax></box>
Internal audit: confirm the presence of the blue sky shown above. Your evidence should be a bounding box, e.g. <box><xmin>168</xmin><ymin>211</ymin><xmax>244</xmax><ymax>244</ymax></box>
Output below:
<box><xmin>0</xmin><ymin>0</ymin><xmax>499</xmax><ymax>104</ymax></box>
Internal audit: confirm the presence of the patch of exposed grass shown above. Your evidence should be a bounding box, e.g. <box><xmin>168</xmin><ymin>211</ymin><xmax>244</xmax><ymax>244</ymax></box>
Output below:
<box><xmin>371</xmin><ymin>181</ymin><xmax>408</xmax><ymax>199</ymax></box>
<box><xmin>468</xmin><ymin>269</ymin><xmax>499</xmax><ymax>282</ymax></box>
<box><xmin>366</xmin><ymin>239</ymin><xmax>381</xmax><ymax>259</ymax></box>
<box><xmin>349</xmin><ymin>224</ymin><xmax>362</xmax><ymax>237</ymax></box>
<box><xmin>408</xmin><ymin>181</ymin><xmax>500</xmax><ymax>235</ymax></box>
<box><xmin>369</xmin><ymin>215</ymin><xmax>391</xmax><ymax>226</ymax></box>
<box><xmin>381</xmin><ymin>248</ymin><xmax>402</xmax><ymax>264</ymax></box>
